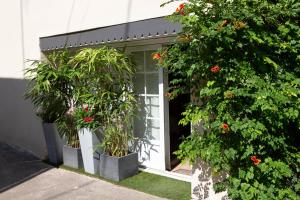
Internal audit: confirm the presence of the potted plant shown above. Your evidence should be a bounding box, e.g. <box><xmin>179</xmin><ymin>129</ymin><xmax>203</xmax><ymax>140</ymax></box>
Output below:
<box><xmin>57</xmin><ymin>107</ymin><xmax>83</xmax><ymax>169</ymax></box>
<box><xmin>96</xmin><ymin>63</ymin><xmax>138</xmax><ymax>181</ymax></box>
<box><xmin>99</xmin><ymin>107</ymin><xmax>138</xmax><ymax>181</ymax></box>
<box><xmin>72</xmin><ymin>47</ymin><xmax>138</xmax><ymax>177</ymax></box>
<box><xmin>74</xmin><ymin>103</ymin><xmax>101</xmax><ymax>174</ymax></box>
<box><xmin>25</xmin><ymin>50</ymin><xmax>75</xmax><ymax>165</ymax></box>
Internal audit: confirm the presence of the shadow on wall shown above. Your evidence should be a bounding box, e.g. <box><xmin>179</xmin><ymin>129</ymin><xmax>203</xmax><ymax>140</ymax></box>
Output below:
<box><xmin>191</xmin><ymin>110</ymin><xmax>229</xmax><ymax>199</ymax></box>
<box><xmin>192</xmin><ymin>158</ymin><xmax>229</xmax><ymax>200</ymax></box>
<box><xmin>0</xmin><ymin>78</ymin><xmax>47</xmax><ymax>159</ymax></box>
<box><xmin>0</xmin><ymin>142</ymin><xmax>51</xmax><ymax>192</ymax></box>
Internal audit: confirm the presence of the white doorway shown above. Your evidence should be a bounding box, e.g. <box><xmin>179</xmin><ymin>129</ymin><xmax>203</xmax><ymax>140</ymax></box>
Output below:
<box><xmin>129</xmin><ymin>45</ymin><xmax>170</xmax><ymax>171</ymax></box>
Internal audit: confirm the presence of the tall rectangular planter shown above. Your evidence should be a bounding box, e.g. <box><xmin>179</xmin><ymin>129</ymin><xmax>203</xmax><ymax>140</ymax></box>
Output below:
<box><xmin>78</xmin><ymin>128</ymin><xmax>101</xmax><ymax>174</ymax></box>
<box><xmin>63</xmin><ymin>145</ymin><xmax>83</xmax><ymax>169</ymax></box>
<box><xmin>42</xmin><ymin>123</ymin><xmax>64</xmax><ymax>165</ymax></box>
<box><xmin>99</xmin><ymin>152</ymin><xmax>138</xmax><ymax>181</ymax></box>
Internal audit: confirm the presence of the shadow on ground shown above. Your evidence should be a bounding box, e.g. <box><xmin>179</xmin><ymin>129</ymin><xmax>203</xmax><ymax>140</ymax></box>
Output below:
<box><xmin>0</xmin><ymin>142</ymin><xmax>52</xmax><ymax>193</ymax></box>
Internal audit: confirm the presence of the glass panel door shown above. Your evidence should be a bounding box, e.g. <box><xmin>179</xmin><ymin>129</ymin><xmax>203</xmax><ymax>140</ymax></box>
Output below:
<box><xmin>132</xmin><ymin>50</ymin><xmax>165</xmax><ymax>170</ymax></box>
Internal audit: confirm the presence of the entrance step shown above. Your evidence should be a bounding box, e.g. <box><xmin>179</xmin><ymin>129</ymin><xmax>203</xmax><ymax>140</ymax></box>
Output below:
<box><xmin>171</xmin><ymin>161</ymin><xmax>192</xmax><ymax>176</ymax></box>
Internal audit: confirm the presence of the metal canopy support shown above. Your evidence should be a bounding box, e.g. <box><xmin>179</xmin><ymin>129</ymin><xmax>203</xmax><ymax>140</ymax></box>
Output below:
<box><xmin>39</xmin><ymin>17</ymin><xmax>182</xmax><ymax>51</ymax></box>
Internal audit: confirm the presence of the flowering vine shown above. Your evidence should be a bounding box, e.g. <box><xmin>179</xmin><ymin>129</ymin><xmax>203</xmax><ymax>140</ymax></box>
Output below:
<box><xmin>157</xmin><ymin>0</ymin><xmax>300</xmax><ymax>199</ymax></box>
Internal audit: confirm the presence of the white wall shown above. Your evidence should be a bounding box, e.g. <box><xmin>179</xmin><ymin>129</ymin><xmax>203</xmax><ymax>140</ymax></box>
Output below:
<box><xmin>0</xmin><ymin>0</ymin><xmax>178</xmax><ymax>158</ymax></box>
<box><xmin>22</xmin><ymin>0</ymin><xmax>178</xmax><ymax>62</ymax></box>
<box><xmin>0</xmin><ymin>0</ymin><xmax>46</xmax><ymax>158</ymax></box>
<box><xmin>0</xmin><ymin>0</ymin><xmax>24</xmax><ymax>78</ymax></box>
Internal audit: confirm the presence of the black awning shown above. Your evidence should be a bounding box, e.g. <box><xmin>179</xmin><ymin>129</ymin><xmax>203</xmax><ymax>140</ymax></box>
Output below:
<box><xmin>40</xmin><ymin>16</ymin><xmax>182</xmax><ymax>51</ymax></box>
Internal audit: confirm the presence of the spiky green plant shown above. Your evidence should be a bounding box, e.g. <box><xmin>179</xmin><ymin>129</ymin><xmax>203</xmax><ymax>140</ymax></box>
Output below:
<box><xmin>71</xmin><ymin>47</ymin><xmax>137</xmax><ymax>156</ymax></box>
<box><xmin>25</xmin><ymin>50</ymin><xmax>80</xmax><ymax>147</ymax></box>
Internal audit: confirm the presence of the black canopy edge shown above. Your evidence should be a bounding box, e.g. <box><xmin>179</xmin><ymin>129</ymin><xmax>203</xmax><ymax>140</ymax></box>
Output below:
<box><xmin>40</xmin><ymin>16</ymin><xmax>182</xmax><ymax>51</ymax></box>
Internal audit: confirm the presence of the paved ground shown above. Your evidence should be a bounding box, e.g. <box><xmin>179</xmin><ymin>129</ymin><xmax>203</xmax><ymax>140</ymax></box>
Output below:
<box><xmin>0</xmin><ymin>142</ymin><xmax>51</xmax><ymax>193</ymax></box>
<box><xmin>0</xmin><ymin>142</ymin><xmax>166</xmax><ymax>200</ymax></box>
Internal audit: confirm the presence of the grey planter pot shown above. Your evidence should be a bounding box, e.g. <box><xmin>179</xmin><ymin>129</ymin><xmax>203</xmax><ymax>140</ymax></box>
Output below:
<box><xmin>42</xmin><ymin>123</ymin><xmax>63</xmax><ymax>165</ymax></box>
<box><xmin>63</xmin><ymin>145</ymin><xmax>83</xmax><ymax>169</ymax></box>
<box><xmin>99</xmin><ymin>152</ymin><xmax>138</xmax><ymax>181</ymax></box>
<box><xmin>78</xmin><ymin>128</ymin><xmax>101</xmax><ymax>174</ymax></box>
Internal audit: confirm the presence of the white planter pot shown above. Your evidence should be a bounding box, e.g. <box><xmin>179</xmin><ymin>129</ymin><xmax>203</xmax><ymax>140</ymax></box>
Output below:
<box><xmin>42</xmin><ymin>123</ymin><xmax>64</xmax><ymax>165</ymax></box>
<box><xmin>78</xmin><ymin>128</ymin><xmax>101</xmax><ymax>174</ymax></box>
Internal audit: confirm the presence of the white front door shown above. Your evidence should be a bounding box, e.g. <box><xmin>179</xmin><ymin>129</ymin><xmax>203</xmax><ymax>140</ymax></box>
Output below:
<box><xmin>131</xmin><ymin>47</ymin><xmax>170</xmax><ymax>170</ymax></box>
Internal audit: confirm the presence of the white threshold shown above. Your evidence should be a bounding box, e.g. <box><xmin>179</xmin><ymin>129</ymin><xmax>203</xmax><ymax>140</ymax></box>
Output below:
<box><xmin>139</xmin><ymin>167</ymin><xmax>191</xmax><ymax>183</ymax></box>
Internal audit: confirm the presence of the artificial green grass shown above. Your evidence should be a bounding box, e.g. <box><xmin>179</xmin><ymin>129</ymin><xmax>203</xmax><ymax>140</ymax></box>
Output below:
<box><xmin>119</xmin><ymin>171</ymin><xmax>191</xmax><ymax>200</ymax></box>
<box><xmin>60</xmin><ymin>165</ymin><xmax>191</xmax><ymax>200</ymax></box>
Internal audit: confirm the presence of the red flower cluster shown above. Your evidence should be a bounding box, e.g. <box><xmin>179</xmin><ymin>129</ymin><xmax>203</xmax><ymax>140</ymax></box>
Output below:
<box><xmin>250</xmin><ymin>156</ymin><xmax>261</xmax><ymax>166</ymax></box>
<box><xmin>152</xmin><ymin>53</ymin><xmax>161</xmax><ymax>60</ymax></box>
<box><xmin>176</xmin><ymin>3</ymin><xmax>185</xmax><ymax>15</ymax></box>
<box><xmin>84</xmin><ymin>116</ymin><xmax>94</xmax><ymax>123</ymax></box>
<box><xmin>210</xmin><ymin>65</ymin><xmax>221</xmax><ymax>73</ymax></box>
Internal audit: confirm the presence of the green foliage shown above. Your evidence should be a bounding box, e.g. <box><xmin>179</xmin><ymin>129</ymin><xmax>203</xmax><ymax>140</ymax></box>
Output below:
<box><xmin>100</xmin><ymin>89</ymin><xmax>137</xmax><ymax>157</ymax></box>
<box><xmin>25</xmin><ymin>50</ymin><xmax>81</xmax><ymax>147</ymax></box>
<box><xmin>160</xmin><ymin>0</ymin><xmax>300</xmax><ymax>199</ymax></box>
<box><xmin>101</xmin><ymin>122</ymin><xmax>133</xmax><ymax>157</ymax></box>
<box><xmin>71</xmin><ymin>47</ymin><xmax>137</xmax><ymax>157</ymax></box>
<box><xmin>25</xmin><ymin>51</ymin><xmax>74</xmax><ymax>122</ymax></box>
<box><xmin>56</xmin><ymin>111</ymin><xmax>80</xmax><ymax>148</ymax></box>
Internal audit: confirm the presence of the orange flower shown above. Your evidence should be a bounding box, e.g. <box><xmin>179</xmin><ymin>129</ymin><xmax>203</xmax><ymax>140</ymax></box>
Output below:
<box><xmin>250</xmin><ymin>156</ymin><xmax>261</xmax><ymax>166</ymax></box>
<box><xmin>210</xmin><ymin>65</ymin><xmax>221</xmax><ymax>73</ymax></box>
<box><xmin>179</xmin><ymin>3</ymin><xmax>185</xmax><ymax>9</ymax></box>
<box><xmin>234</xmin><ymin>21</ymin><xmax>246</xmax><ymax>30</ymax></box>
<box><xmin>152</xmin><ymin>53</ymin><xmax>161</xmax><ymax>60</ymax></box>
<box><xmin>224</xmin><ymin>91</ymin><xmax>235</xmax><ymax>99</ymax></box>
<box><xmin>175</xmin><ymin>3</ymin><xmax>185</xmax><ymax>15</ymax></box>
<box><xmin>221</xmin><ymin>123</ymin><xmax>229</xmax><ymax>130</ymax></box>
<box><xmin>217</xmin><ymin>19</ymin><xmax>230</xmax><ymax>31</ymax></box>
<box><xmin>165</xmin><ymin>92</ymin><xmax>172</xmax><ymax>98</ymax></box>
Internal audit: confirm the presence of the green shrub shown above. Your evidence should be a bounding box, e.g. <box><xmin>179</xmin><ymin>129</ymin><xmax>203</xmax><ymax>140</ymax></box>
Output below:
<box><xmin>159</xmin><ymin>0</ymin><xmax>300</xmax><ymax>199</ymax></box>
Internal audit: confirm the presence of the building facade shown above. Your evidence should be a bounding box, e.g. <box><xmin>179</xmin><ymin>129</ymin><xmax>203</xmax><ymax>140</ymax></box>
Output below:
<box><xmin>0</xmin><ymin>0</ymin><xmax>190</xmax><ymax>175</ymax></box>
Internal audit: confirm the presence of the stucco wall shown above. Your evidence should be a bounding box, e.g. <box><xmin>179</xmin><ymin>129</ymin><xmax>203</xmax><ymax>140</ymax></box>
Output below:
<box><xmin>0</xmin><ymin>0</ymin><xmax>178</xmax><ymax>158</ymax></box>
<box><xmin>0</xmin><ymin>0</ymin><xmax>46</xmax><ymax>158</ymax></box>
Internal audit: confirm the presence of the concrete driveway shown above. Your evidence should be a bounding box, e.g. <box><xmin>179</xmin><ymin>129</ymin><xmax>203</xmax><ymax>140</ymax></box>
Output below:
<box><xmin>0</xmin><ymin>143</ymin><xmax>166</xmax><ymax>200</ymax></box>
